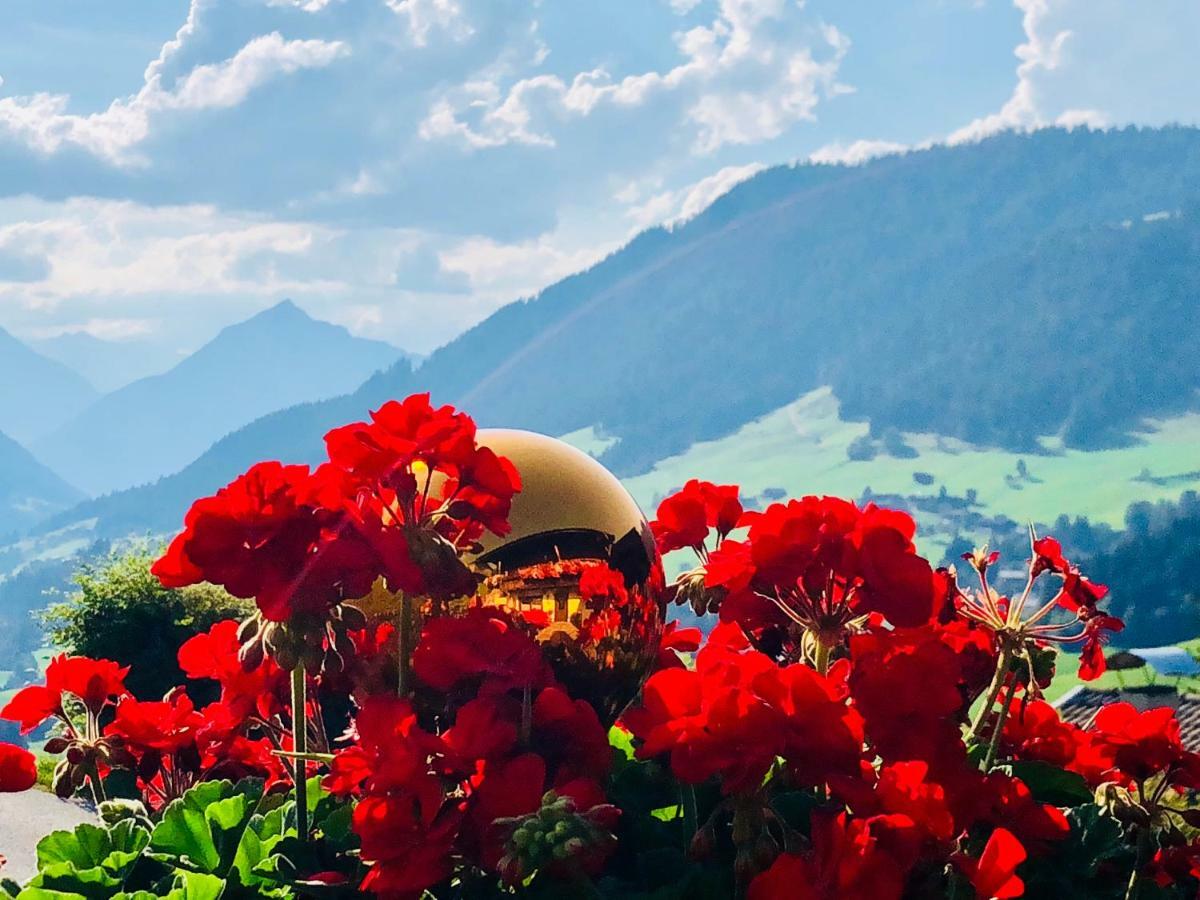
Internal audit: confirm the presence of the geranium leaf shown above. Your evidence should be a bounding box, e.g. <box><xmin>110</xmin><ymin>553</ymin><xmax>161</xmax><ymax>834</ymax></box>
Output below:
<box><xmin>1003</xmin><ymin>761</ymin><xmax>1093</xmax><ymax>807</ymax></box>
<box><xmin>149</xmin><ymin>780</ymin><xmax>264</xmax><ymax>877</ymax></box>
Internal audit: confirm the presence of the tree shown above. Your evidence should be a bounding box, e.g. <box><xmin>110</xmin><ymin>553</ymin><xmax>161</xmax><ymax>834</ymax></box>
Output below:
<box><xmin>39</xmin><ymin>546</ymin><xmax>252</xmax><ymax>700</ymax></box>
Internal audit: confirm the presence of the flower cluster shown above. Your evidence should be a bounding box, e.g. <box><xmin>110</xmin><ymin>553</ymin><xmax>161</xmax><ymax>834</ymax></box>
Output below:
<box><xmin>6</xmin><ymin>406</ymin><xmax>1198</xmax><ymax>900</ymax></box>
<box><xmin>152</xmin><ymin>393</ymin><xmax>521</xmax><ymax>670</ymax></box>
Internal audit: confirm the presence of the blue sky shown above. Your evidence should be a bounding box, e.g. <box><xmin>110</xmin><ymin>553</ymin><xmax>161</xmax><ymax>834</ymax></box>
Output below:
<box><xmin>0</xmin><ymin>0</ymin><xmax>1196</xmax><ymax>357</ymax></box>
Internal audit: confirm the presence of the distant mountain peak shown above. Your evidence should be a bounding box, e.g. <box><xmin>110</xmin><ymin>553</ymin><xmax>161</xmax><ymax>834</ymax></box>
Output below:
<box><xmin>33</xmin><ymin>299</ymin><xmax>406</xmax><ymax>496</ymax></box>
<box><xmin>257</xmin><ymin>298</ymin><xmax>307</xmax><ymax>320</ymax></box>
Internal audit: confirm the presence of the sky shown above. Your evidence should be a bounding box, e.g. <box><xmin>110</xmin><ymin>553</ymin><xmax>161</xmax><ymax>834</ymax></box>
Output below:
<box><xmin>0</xmin><ymin>0</ymin><xmax>1197</xmax><ymax>358</ymax></box>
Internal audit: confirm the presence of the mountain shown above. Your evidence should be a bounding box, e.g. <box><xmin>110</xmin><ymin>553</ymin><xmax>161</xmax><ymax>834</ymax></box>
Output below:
<box><xmin>33</xmin><ymin>301</ymin><xmax>402</xmax><ymax>496</ymax></box>
<box><xmin>0</xmin><ymin>429</ymin><xmax>83</xmax><ymax>533</ymax></box>
<box><xmin>31</xmin><ymin>332</ymin><xmax>182</xmax><ymax>393</ymax></box>
<box><xmin>35</xmin><ymin>125</ymin><xmax>1200</xmax><ymax>541</ymax></box>
<box><xmin>0</xmin><ymin>327</ymin><xmax>98</xmax><ymax>444</ymax></box>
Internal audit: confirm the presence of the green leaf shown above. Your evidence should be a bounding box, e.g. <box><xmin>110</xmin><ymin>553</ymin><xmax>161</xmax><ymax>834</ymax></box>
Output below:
<box><xmin>27</xmin><ymin>820</ymin><xmax>151</xmax><ymax>900</ymax></box>
<box><xmin>649</xmin><ymin>806</ymin><xmax>681</xmax><ymax>822</ymax></box>
<box><xmin>149</xmin><ymin>780</ymin><xmax>264</xmax><ymax>877</ymax></box>
<box><xmin>165</xmin><ymin>872</ymin><xmax>224</xmax><ymax>900</ymax></box>
<box><xmin>15</xmin><ymin>888</ymin><xmax>90</xmax><ymax>900</ymax></box>
<box><xmin>609</xmin><ymin>726</ymin><xmax>635</xmax><ymax>761</ymax></box>
<box><xmin>1004</xmin><ymin>760</ymin><xmax>1093</xmax><ymax>807</ymax></box>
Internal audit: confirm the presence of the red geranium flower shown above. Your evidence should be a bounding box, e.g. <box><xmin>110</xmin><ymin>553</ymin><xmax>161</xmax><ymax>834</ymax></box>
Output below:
<box><xmin>956</xmin><ymin>828</ymin><xmax>1027</xmax><ymax>900</ymax></box>
<box><xmin>0</xmin><ymin>742</ymin><xmax>37</xmax><ymax>793</ymax></box>
<box><xmin>705</xmin><ymin>497</ymin><xmax>937</xmax><ymax>661</ymax></box>
<box><xmin>153</xmin><ymin>461</ymin><xmax>372</xmax><ymax>622</ymax></box>
<box><xmin>748</xmin><ymin>811</ymin><xmax>911</xmax><ymax>900</ymax></box>
<box><xmin>1088</xmin><ymin>702</ymin><xmax>1194</xmax><ymax>784</ymax></box>
<box><xmin>654</xmin><ymin>621</ymin><xmax>702</xmax><ymax>671</ymax></box>
<box><xmin>355</xmin><ymin>775</ymin><xmax>460</xmax><ymax>898</ymax></box>
<box><xmin>1</xmin><ymin>654</ymin><xmax>128</xmax><ymax>734</ymax></box>
<box><xmin>178</xmin><ymin>620</ymin><xmax>287</xmax><ymax>720</ymax></box>
<box><xmin>651</xmin><ymin>480</ymin><xmax>743</xmax><ymax>555</ymax></box>
<box><xmin>849</xmin><ymin>625</ymin><xmax>976</xmax><ymax>776</ymax></box>
<box><xmin>106</xmin><ymin>688</ymin><xmax>205</xmax><ymax>755</ymax></box>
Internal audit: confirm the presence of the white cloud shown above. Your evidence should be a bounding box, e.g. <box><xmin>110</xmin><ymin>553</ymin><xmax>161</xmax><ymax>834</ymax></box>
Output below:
<box><xmin>419</xmin><ymin>0</ymin><xmax>851</xmax><ymax>154</ymax></box>
<box><xmin>0</xmin><ymin>30</ymin><xmax>348</xmax><ymax>164</ymax></box>
<box><xmin>624</xmin><ymin>162</ymin><xmax>765</xmax><ymax>230</ymax></box>
<box><xmin>944</xmin><ymin>0</ymin><xmax>1187</xmax><ymax>145</ymax></box>
<box><xmin>438</xmin><ymin>230</ymin><xmax>615</xmax><ymax>299</ymax></box>
<box><xmin>808</xmin><ymin>138</ymin><xmax>908</xmax><ymax>165</ymax></box>
<box><xmin>0</xmin><ymin>198</ymin><xmax>343</xmax><ymax>307</ymax></box>
<box><xmin>386</xmin><ymin>0</ymin><xmax>473</xmax><ymax>47</ymax></box>
<box><xmin>668</xmin><ymin>0</ymin><xmax>703</xmax><ymax>13</ymax></box>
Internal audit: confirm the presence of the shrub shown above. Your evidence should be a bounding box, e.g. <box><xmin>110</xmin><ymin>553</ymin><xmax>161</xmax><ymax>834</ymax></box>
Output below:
<box><xmin>39</xmin><ymin>547</ymin><xmax>251</xmax><ymax>701</ymax></box>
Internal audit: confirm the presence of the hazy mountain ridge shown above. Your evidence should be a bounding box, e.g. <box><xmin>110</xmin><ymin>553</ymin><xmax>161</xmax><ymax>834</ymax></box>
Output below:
<box><xmin>31</xmin><ymin>332</ymin><xmax>183</xmax><ymax>393</ymax></box>
<box><xmin>30</xmin><ymin>125</ymin><xmax>1200</xmax><ymax>543</ymax></box>
<box><xmin>33</xmin><ymin>301</ymin><xmax>403</xmax><ymax>496</ymax></box>
<box><xmin>0</xmin><ymin>326</ymin><xmax>98</xmax><ymax>444</ymax></box>
<box><xmin>0</xmin><ymin>429</ymin><xmax>83</xmax><ymax>533</ymax></box>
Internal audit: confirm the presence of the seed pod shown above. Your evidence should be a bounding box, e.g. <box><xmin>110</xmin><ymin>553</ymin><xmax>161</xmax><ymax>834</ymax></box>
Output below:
<box><xmin>274</xmin><ymin>645</ymin><xmax>299</xmax><ymax>672</ymax></box>
<box><xmin>43</xmin><ymin>737</ymin><xmax>70</xmax><ymax>755</ymax></box>
<box><xmin>237</xmin><ymin>615</ymin><xmax>261</xmax><ymax>644</ymax></box>
<box><xmin>263</xmin><ymin>622</ymin><xmax>288</xmax><ymax>656</ymax></box>
<box><xmin>239</xmin><ymin>636</ymin><xmax>265</xmax><ymax>671</ymax></box>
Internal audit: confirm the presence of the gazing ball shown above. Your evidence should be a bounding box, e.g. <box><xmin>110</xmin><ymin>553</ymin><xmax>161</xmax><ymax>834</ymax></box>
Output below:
<box><xmin>470</xmin><ymin>429</ymin><xmax>666</xmax><ymax>724</ymax></box>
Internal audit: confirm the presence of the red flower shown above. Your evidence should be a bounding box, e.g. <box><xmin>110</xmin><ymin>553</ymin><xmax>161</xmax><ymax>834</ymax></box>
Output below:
<box><xmin>325</xmin><ymin>393</ymin><xmax>521</xmax><ymax>552</ymax></box>
<box><xmin>654</xmin><ymin>621</ymin><xmax>702</xmax><ymax>671</ymax></box>
<box><xmin>178</xmin><ymin>620</ymin><xmax>287</xmax><ymax>719</ymax></box>
<box><xmin>1000</xmin><ymin>699</ymin><xmax>1102</xmax><ymax>781</ymax></box>
<box><xmin>325</xmin><ymin>696</ymin><xmax>446</xmax><ymax>796</ymax></box>
<box><xmin>1</xmin><ymin>655</ymin><xmax>128</xmax><ymax>734</ymax></box>
<box><xmin>748</xmin><ymin>812</ymin><xmax>910</xmax><ymax>900</ymax></box>
<box><xmin>705</xmin><ymin>497</ymin><xmax>937</xmax><ymax>659</ymax></box>
<box><xmin>412</xmin><ymin>608</ymin><xmax>551</xmax><ymax>695</ymax></box>
<box><xmin>106</xmin><ymin>688</ymin><xmax>205</xmax><ymax>755</ymax></box>
<box><xmin>355</xmin><ymin>775</ymin><xmax>459</xmax><ymax>899</ymax></box>
<box><xmin>1031</xmin><ymin>537</ymin><xmax>1070</xmax><ymax>577</ymax></box>
<box><xmin>531</xmin><ymin>686</ymin><xmax>611</xmax><ymax>785</ymax></box>
<box><xmin>753</xmin><ymin>661</ymin><xmax>865</xmax><ymax>788</ymax></box>
<box><xmin>0</xmin><ymin>742</ymin><xmax>37</xmax><ymax>793</ymax></box>
<box><xmin>1077</xmin><ymin>613</ymin><xmax>1123</xmax><ymax>681</ymax></box>
<box><xmin>625</xmin><ymin>627</ymin><xmax>862</xmax><ymax>794</ymax></box>
<box><xmin>1088</xmin><ymin>702</ymin><xmax>1192</xmax><ymax>783</ymax></box>
<box><xmin>153</xmin><ymin>461</ymin><xmax>372</xmax><ymax>622</ymax></box>
<box><xmin>651</xmin><ymin>480</ymin><xmax>743</xmax><ymax>555</ymax></box>
<box><xmin>623</xmin><ymin>648</ymin><xmax>781</xmax><ymax>793</ymax></box>
<box><xmin>848</xmin><ymin>625</ymin><xmax>975</xmax><ymax>775</ymax></box>
<box><xmin>957</xmin><ymin>828</ymin><xmax>1027</xmax><ymax>899</ymax></box>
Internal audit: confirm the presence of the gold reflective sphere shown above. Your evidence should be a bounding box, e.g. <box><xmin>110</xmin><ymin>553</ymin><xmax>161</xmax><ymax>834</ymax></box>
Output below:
<box><xmin>470</xmin><ymin>429</ymin><xmax>666</xmax><ymax>724</ymax></box>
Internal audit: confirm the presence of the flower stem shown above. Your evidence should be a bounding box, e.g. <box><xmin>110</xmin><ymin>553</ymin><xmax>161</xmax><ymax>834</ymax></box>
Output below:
<box><xmin>968</xmin><ymin>642</ymin><xmax>1013</xmax><ymax>743</ymax></box>
<box><xmin>813</xmin><ymin>638</ymin><xmax>831</xmax><ymax>677</ymax></box>
<box><xmin>291</xmin><ymin>663</ymin><xmax>309</xmax><ymax>840</ymax></box>
<box><xmin>982</xmin><ymin>678</ymin><xmax>1015</xmax><ymax>771</ymax></box>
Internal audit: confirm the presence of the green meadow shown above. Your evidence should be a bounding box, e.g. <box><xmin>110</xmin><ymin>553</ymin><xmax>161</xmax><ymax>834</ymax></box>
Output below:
<box><xmin>575</xmin><ymin>387</ymin><xmax>1200</xmax><ymax>560</ymax></box>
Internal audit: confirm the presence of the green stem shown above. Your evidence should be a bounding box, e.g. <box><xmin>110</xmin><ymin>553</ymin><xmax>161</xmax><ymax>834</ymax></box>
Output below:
<box><xmin>813</xmin><ymin>639</ymin><xmax>831</xmax><ymax>677</ymax></box>
<box><xmin>982</xmin><ymin>678</ymin><xmax>1015</xmax><ymax>772</ymax></box>
<box><xmin>968</xmin><ymin>642</ymin><xmax>1013</xmax><ymax>742</ymax></box>
<box><xmin>1125</xmin><ymin>825</ymin><xmax>1152</xmax><ymax>900</ymax></box>
<box><xmin>291</xmin><ymin>663</ymin><xmax>309</xmax><ymax>840</ymax></box>
<box><xmin>683</xmin><ymin>784</ymin><xmax>699</xmax><ymax>847</ymax></box>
